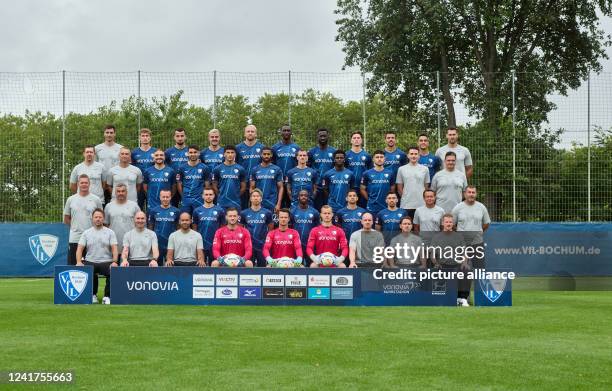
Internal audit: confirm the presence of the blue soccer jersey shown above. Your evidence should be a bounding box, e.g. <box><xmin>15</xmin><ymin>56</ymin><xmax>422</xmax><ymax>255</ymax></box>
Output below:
<box><xmin>361</xmin><ymin>168</ymin><xmax>394</xmax><ymax>215</ymax></box>
<box><xmin>308</xmin><ymin>146</ymin><xmax>337</xmax><ymax>184</ymax></box>
<box><xmin>178</xmin><ymin>162</ymin><xmax>210</xmax><ymax>201</ymax></box>
<box><xmin>322</xmin><ymin>168</ymin><xmax>355</xmax><ymax>212</ymax></box>
<box><xmin>144</xmin><ymin>165</ymin><xmax>176</xmax><ymax>211</ymax></box>
<box><xmin>250</xmin><ymin>164</ymin><xmax>284</xmax><ymax>211</ymax></box>
<box><xmin>419</xmin><ymin>153</ymin><xmax>442</xmax><ymax>181</ymax></box>
<box><xmin>236</xmin><ymin>141</ymin><xmax>265</xmax><ymax>178</ymax></box>
<box><xmin>335</xmin><ymin>206</ymin><xmax>367</xmax><ymax>240</ymax></box>
<box><xmin>290</xmin><ymin>206</ymin><xmax>320</xmax><ymax>246</ymax></box>
<box><xmin>285</xmin><ymin>166</ymin><xmax>318</xmax><ymax>207</ymax></box>
<box><xmin>376</xmin><ymin>208</ymin><xmax>408</xmax><ymax>244</ymax></box>
<box><xmin>131</xmin><ymin>147</ymin><xmax>158</xmax><ymax>173</ymax></box>
<box><xmin>384</xmin><ymin>148</ymin><xmax>408</xmax><ymax>179</ymax></box>
<box><xmin>345</xmin><ymin>149</ymin><xmax>372</xmax><ymax>189</ymax></box>
<box><xmin>193</xmin><ymin>205</ymin><xmax>225</xmax><ymax>250</ymax></box>
<box><xmin>212</xmin><ymin>163</ymin><xmax>246</xmax><ymax>209</ymax></box>
<box><xmin>200</xmin><ymin>147</ymin><xmax>225</xmax><ymax>173</ymax></box>
<box><xmin>148</xmin><ymin>205</ymin><xmax>180</xmax><ymax>249</ymax></box>
<box><xmin>240</xmin><ymin>207</ymin><xmax>273</xmax><ymax>250</ymax></box>
<box><xmin>164</xmin><ymin>146</ymin><xmax>189</xmax><ymax>172</ymax></box>
<box><xmin>271</xmin><ymin>141</ymin><xmax>300</xmax><ymax>176</ymax></box>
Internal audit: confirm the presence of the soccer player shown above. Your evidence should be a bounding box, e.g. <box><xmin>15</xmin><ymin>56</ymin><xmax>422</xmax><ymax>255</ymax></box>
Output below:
<box><xmin>285</xmin><ymin>150</ymin><xmax>318</xmax><ymax>208</ymax></box>
<box><xmin>236</xmin><ymin>124</ymin><xmax>265</xmax><ymax>209</ymax></box>
<box><xmin>166</xmin><ymin>212</ymin><xmax>205</xmax><ymax>267</ymax></box>
<box><xmin>212</xmin><ymin>145</ymin><xmax>247</xmax><ymax>210</ymax></box>
<box><xmin>104</xmin><ymin>183</ymin><xmax>140</xmax><ymax>253</ymax></box>
<box><xmin>120</xmin><ymin>211</ymin><xmax>159</xmax><ymax>267</ymax></box>
<box><xmin>396</xmin><ymin>146</ymin><xmax>430</xmax><ymax>218</ymax></box>
<box><xmin>386</xmin><ymin>216</ymin><xmax>426</xmax><ymax>268</ymax></box>
<box><xmin>417</xmin><ymin>133</ymin><xmax>442</xmax><ymax>181</ymax></box>
<box><xmin>147</xmin><ymin>189</ymin><xmax>180</xmax><ymax>265</ymax></box>
<box><xmin>177</xmin><ymin>145</ymin><xmax>210</xmax><ymax>215</ymax></box>
<box><xmin>307</xmin><ymin>205</ymin><xmax>348</xmax><ymax>268</ymax></box>
<box><xmin>360</xmin><ymin>150</ymin><xmax>395</xmax><ymax>216</ymax></box>
<box><xmin>211</xmin><ymin>208</ymin><xmax>254</xmax><ymax>267</ymax></box>
<box><xmin>263</xmin><ymin>208</ymin><xmax>303</xmax><ymax>266</ymax></box>
<box><xmin>143</xmin><ymin>149</ymin><xmax>176</xmax><ymax>214</ymax></box>
<box><xmin>106</xmin><ymin>147</ymin><xmax>143</xmax><ymax>203</ymax></box>
<box><xmin>76</xmin><ymin>208</ymin><xmax>118</xmax><ymax>304</ymax></box>
<box><xmin>435</xmin><ymin>127</ymin><xmax>473</xmax><ymax>179</ymax></box>
<box><xmin>64</xmin><ymin>174</ymin><xmax>103</xmax><ymax>266</ymax></box>
<box><xmin>345</xmin><ymin>131</ymin><xmax>371</xmax><ymax>206</ymax></box>
<box><xmin>271</xmin><ymin>124</ymin><xmax>300</xmax><ymax>177</ymax></box>
<box><xmin>165</xmin><ymin>128</ymin><xmax>189</xmax><ymax>207</ymax></box>
<box><xmin>250</xmin><ymin>147</ymin><xmax>284</xmax><ymax>213</ymax></box>
<box><xmin>95</xmin><ymin>124</ymin><xmax>122</xmax><ymax>204</ymax></box>
<box><xmin>193</xmin><ymin>187</ymin><xmax>225</xmax><ymax>265</ymax></box>
<box><xmin>375</xmin><ymin>192</ymin><xmax>408</xmax><ymax>245</ymax></box>
<box><xmin>322</xmin><ymin>150</ymin><xmax>355</xmax><ymax>212</ymax></box>
<box><xmin>335</xmin><ymin>189</ymin><xmax>366</xmax><ymax>241</ymax></box>
<box><xmin>413</xmin><ymin>189</ymin><xmax>445</xmax><ymax>244</ymax></box>
<box><xmin>200</xmin><ymin>129</ymin><xmax>225</xmax><ymax>172</ymax></box>
<box><xmin>70</xmin><ymin>145</ymin><xmax>106</xmax><ymax>202</ymax></box>
<box><xmin>383</xmin><ymin>131</ymin><xmax>407</xmax><ymax>180</ymax></box>
<box><xmin>430</xmin><ymin>152</ymin><xmax>468</xmax><ymax>213</ymax></box>
<box><xmin>240</xmin><ymin>189</ymin><xmax>274</xmax><ymax>267</ymax></box>
<box><xmin>131</xmin><ymin>128</ymin><xmax>158</xmax><ymax>210</ymax></box>
<box><xmin>308</xmin><ymin>128</ymin><xmax>337</xmax><ymax>210</ymax></box>
<box><xmin>290</xmin><ymin>190</ymin><xmax>320</xmax><ymax>264</ymax></box>
<box><xmin>348</xmin><ymin>212</ymin><xmax>385</xmax><ymax>268</ymax></box>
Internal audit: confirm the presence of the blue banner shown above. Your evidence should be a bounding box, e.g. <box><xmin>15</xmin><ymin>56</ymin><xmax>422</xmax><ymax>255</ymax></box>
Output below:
<box><xmin>54</xmin><ymin>265</ymin><xmax>93</xmax><ymax>304</ymax></box>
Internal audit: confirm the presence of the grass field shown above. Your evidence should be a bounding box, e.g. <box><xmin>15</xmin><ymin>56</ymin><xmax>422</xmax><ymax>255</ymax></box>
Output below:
<box><xmin>1</xmin><ymin>278</ymin><xmax>611</xmax><ymax>391</ymax></box>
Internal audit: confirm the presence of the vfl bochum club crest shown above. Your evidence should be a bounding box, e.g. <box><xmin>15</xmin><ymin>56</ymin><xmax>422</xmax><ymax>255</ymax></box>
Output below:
<box><xmin>58</xmin><ymin>270</ymin><xmax>88</xmax><ymax>301</ymax></box>
<box><xmin>479</xmin><ymin>277</ymin><xmax>507</xmax><ymax>303</ymax></box>
<box><xmin>29</xmin><ymin>234</ymin><xmax>59</xmax><ymax>265</ymax></box>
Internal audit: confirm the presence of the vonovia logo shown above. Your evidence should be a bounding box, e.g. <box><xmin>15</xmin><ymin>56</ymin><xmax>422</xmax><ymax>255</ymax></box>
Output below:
<box><xmin>29</xmin><ymin>234</ymin><xmax>59</xmax><ymax>265</ymax></box>
<box><xmin>479</xmin><ymin>278</ymin><xmax>507</xmax><ymax>303</ymax></box>
<box><xmin>58</xmin><ymin>270</ymin><xmax>88</xmax><ymax>301</ymax></box>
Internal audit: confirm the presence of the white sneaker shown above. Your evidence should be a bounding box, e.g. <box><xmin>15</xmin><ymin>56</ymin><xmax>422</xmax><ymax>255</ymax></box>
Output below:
<box><xmin>460</xmin><ymin>298</ymin><xmax>470</xmax><ymax>307</ymax></box>
<box><xmin>102</xmin><ymin>297</ymin><xmax>111</xmax><ymax>305</ymax></box>
<box><xmin>92</xmin><ymin>295</ymin><xmax>98</xmax><ymax>304</ymax></box>
<box><xmin>456</xmin><ymin>298</ymin><xmax>462</xmax><ymax>306</ymax></box>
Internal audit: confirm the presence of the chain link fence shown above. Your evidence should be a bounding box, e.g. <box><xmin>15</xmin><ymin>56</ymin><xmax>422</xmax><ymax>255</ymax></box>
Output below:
<box><xmin>0</xmin><ymin>71</ymin><xmax>610</xmax><ymax>222</ymax></box>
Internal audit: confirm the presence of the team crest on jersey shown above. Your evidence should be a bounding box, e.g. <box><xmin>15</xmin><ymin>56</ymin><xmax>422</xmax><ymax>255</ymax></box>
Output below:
<box><xmin>344</xmin><ymin>174</ymin><xmax>349</xmax><ymax>179</ymax></box>
<box><xmin>384</xmin><ymin>173</ymin><xmax>389</xmax><ymax>178</ymax></box>
<box><xmin>396</xmin><ymin>155</ymin><xmax>400</xmax><ymax>159</ymax></box>
<box><xmin>361</xmin><ymin>156</ymin><xmax>366</xmax><ymax>160</ymax></box>
<box><xmin>213</xmin><ymin>211</ymin><xmax>218</xmax><ymax>215</ymax></box>
<box><xmin>479</xmin><ymin>277</ymin><xmax>507</xmax><ymax>303</ymax></box>
<box><xmin>309</xmin><ymin>214</ymin><xmax>313</xmax><ymax>218</ymax></box>
<box><xmin>291</xmin><ymin>148</ymin><xmax>296</xmax><ymax>152</ymax></box>
<box><xmin>357</xmin><ymin>212</ymin><xmax>362</xmax><ymax>217</ymax></box>
<box><xmin>164</xmin><ymin>172</ymin><xmax>169</xmax><ymax>177</ymax></box>
<box><xmin>288</xmin><ymin>234</ymin><xmax>292</xmax><ymax>239</ymax></box>
<box><xmin>29</xmin><ymin>234</ymin><xmax>59</xmax><ymax>265</ymax></box>
<box><xmin>170</xmin><ymin>212</ymin><xmax>175</xmax><ymax>216</ymax></box>
<box><xmin>58</xmin><ymin>270</ymin><xmax>88</xmax><ymax>301</ymax></box>
<box><xmin>328</xmin><ymin>153</ymin><xmax>333</xmax><ymax>157</ymax></box>
<box><xmin>198</xmin><ymin>169</ymin><xmax>202</xmax><ymax>173</ymax></box>
<box><xmin>332</xmin><ymin>230</ymin><xmax>337</xmax><ymax>235</ymax></box>
<box><xmin>256</xmin><ymin>148</ymin><xmax>261</xmax><ymax>153</ymax></box>
<box><xmin>260</xmin><ymin>214</ymin><xmax>265</xmax><ymax>218</ymax></box>
<box><xmin>306</xmin><ymin>172</ymin><xmax>311</xmax><ymax>176</ymax></box>
<box><xmin>234</xmin><ymin>169</ymin><xmax>239</xmax><ymax>173</ymax></box>
<box><xmin>238</xmin><ymin>233</ymin><xmax>243</xmax><ymax>238</ymax></box>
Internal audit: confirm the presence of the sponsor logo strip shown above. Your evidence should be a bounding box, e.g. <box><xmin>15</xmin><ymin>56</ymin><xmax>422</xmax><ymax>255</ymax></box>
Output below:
<box><xmin>307</xmin><ymin>287</ymin><xmax>330</xmax><ymax>299</ymax></box>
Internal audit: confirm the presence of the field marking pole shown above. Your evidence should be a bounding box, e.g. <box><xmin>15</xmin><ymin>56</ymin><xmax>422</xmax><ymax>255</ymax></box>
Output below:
<box><xmin>137</xmin><ymin>70</ymin><xmax>141</xmax><ymax>137</ymax></box>
<box><xmin>436</xmin><ymin>71</ymin><xmax>441</xmax><ymax>147</ymax></box>
<box><xmin>61</xmin><ymin>70</ymin><xmax>66</xmax><ymax>221</ymax></box>
<box><xmin>288</xmin><ymin>70</ymin><xmax>292</xmax><ymax>127</ymax></box>
<box><xmin>362</xmin><ymin>72</ymin><xmax>367</xmax><ymax>149</ymax></box>
<box><xmin>587</xmin><ymin>71</ymin><xmax>591</xmax><ymax>222</ymax></box>
<box><xmin>512</xmin><ymin>70</ymin><xmax>517</xmax><ymax>222</ymax></box>
<box><xmin>213</xmin><ymin>70</ymin><xmax>217</xmax><ymax>129</ymax></box>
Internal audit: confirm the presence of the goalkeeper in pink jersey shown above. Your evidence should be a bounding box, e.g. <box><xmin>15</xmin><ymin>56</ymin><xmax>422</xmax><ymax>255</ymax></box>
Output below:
<box><xmin>211</xmin><ymin>207</ymin><xmax>254</xmax><ymax>267</ymax></box>
<box><xmin>306</xmin><ymin>205</ymin><xmax>349</xmax><ymax>268</ymax></box>
<box><xmin>263</xmin><ymin>208</ymin><xmax>303</xmax><ymax>266</ymax></box>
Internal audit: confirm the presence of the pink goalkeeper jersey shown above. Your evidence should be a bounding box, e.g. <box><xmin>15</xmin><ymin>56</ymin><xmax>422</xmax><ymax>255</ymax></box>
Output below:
<box><xmin>306</xmin><ymin>225</ymin><xmax>348</xmax><ymax>257</ymax></box>
<box><xmin>263</xmin><ymin>228</ymin><xmax>303</xmax><ymax>259</ymax></box>
<box><xmin>212</xmin><ymin>225</ymin><xmax>253</xmax><ymax>260</ymax></box>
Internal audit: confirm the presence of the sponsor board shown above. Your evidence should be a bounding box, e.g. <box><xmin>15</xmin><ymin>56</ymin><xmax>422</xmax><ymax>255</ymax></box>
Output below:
<box><xmin>331</xmin><ymin>288</ymin><xmax>353</xmax><ymax>300</ymax></box>
<box><xmin>285</xmin><ymin>275</ymin><xmax>307</xmax><ymax>287</ymax></box>
<box><xmin>263</xmin><ymin>275</ymin><xmax>285</xmax><ymax>287</ymax></box>
<box><xmin>193</xmin><ymin>287</ymin><xmax>214</xmax><ymax>299</ymax></box>
<box><xmin>216</xmin><ymin>287</ymin><xmax>238</xmax><ymax>299</ymax></box>
<box><xmin>193</xmin><ymin>274</ymin><xmax>215</xmax><ymax>286</ymax></box>
<box><xmin>54</xmin><ymin>265</ymin><xmax>93</xmax><ymax>304</ymax></box>
<box><xmin>263</xmin><ymin>287</ymin><xmax>284</xmax><ymax>298</ymax></box>
<box><xmin>308</xmin><ymin>275</ymin><xmax>330</xmax><ymax>287</ymax></box>
<box><xmin>239</xmin><ymin>274</ymin><xmax>261</xmax><ymax>286</ymax></box>
<box><xmin>285</xmin><ymin>287</ymin><xmax>307</xmax><ymax>299</ymax></box>
<box><xmin>331</xmin><ymin>275</ymin><xmax>353</xmax><ymax>287</ymax></box>
<box><xmin>239</xmin><ymin>287</ymin><xmax>261</xmax><ymax>299</ymax></box>
<box><xmin>308</xmin><ymin>287</ymin><xmax>330</xmax><ymax>299</ymax></box>
<box><xmin>216</xmin><ymin>274</ymin><xmax>238</xmax><ymax>286</ymax></box>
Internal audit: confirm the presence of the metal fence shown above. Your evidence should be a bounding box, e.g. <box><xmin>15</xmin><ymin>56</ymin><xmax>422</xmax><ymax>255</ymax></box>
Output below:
<box><xmin>0</xmin><ymin>71</ymin><xmax>610</xmax><ymax>222</ymax></box>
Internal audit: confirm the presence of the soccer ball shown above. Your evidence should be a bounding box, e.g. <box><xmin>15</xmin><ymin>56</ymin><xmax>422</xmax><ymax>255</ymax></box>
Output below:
<box><xmin>272</xmin><ymin>257</ymin><xmax>300</xmax><ymax>268</ymax></box>
<box><xmin>221</xmin><ymin>253</ymin><xmax>244</xmax><ymax>267</ymax></box>
<box><xmin>318</xmin><ymin>252</ymin><xmax>338</xmax><ymax>267</ymax></box>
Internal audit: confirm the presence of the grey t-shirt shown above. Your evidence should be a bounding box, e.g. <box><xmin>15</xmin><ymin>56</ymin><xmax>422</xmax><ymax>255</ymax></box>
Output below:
<box><xmin>413</xmin><ymin>205</ymin><xmax>445</xmax><ymax>245</ymax></box>
<box><xmin>106</xmin><ymin>164</ymin><xmax>143</xmax><ymax>203</ymax></box>
<box><xmin>395</xmin><ymin>163</ymin><xmax>430</xmax><ymax>209</ymax></box>
<box><xmin>104</xmin><ymin>200</ymin><xmax>140</xmax><ymax>250</ymax></box>
<box><xmin>430</xmin><ymin>231</ymin><xmax>467</xmax><ymax>265</ymax></box>
<box><xmin>430</xmin><ymin>169</ymin><xmax>468</xmax><ymax>213</ymax></box>
<box><xmin>167</xmin><ymin>229</ymin><xmax>204</xmax><ymax>263</ymax></box>
<box><xmin>435</xmin><ymin>144</ymin><xmax>473</xmax><ymax>174</ymax></box>
<box><xmin>63</xmin><ymin>193</ymin><xmax>103</xmax><ymax>243</ymax></box>
<box><xmin>95</xmin><ymin>142</ymin><xmax>123</xmax><ymax>173</ymax></box>
<box><xmin>389</xmin><ymin>233</ymin><xmax>424</xmax><ymax>266</ymax></box>
<box><xmin>452</xmin><ymin>201</ymin><xmax>491</xmax><ymax>245</ymax></box>
<box><xmin>78</xmin><ymin>226</ymin><xmax>117</xmax><ymax>263</ymax></box>
<box><xmin>123</xmin><ymin>228</ymin><xmax>158</xmax><ymax>261</ymax></box>
<box><xmin>70</xmin><ymin>161</ymin><xmax>106</xmax><ymax>201</ymax></box>
<box><xmin>349</xmin><ymin>229</ymin><xmax>385</xmax><ymax>264</ymax></box>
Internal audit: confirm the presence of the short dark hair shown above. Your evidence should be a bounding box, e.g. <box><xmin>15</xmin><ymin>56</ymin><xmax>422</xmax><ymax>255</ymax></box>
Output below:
<box><xmin>188</xmin><ymin>144</ymin><xmax>200</xmax><ymax>151</ymax></box>
<box><xmin>423</xmin><ymin>189</ymin><xmax>436</xmax><ymax>197</ymax></box>
<box><xmin>332</xmin><ymin>150</ymin><xmax>345</xmax><ymax>159</ymax></box>
<box><xmin>78</xmin><ymin>174</ymin><xmax>90</xmax><ymax>182</ymax></box>
<box><xmin>174</xmin><ymin>127</ymin><xmax>186</xmax><ymax>134</ymax></box>
<box><xmin>447</xmin><ymin>127</ymin><xmax>458</xmax><ymax>133</ymax></box>
<box><xmin>92</xmin><ymin>208</ymin><xmax>105</xmax><ymax>217</ymax></box>
<box><xmin>225</xmin><ymin>207</ymin><xmax>239</xmax><ymax>215</ymax></box>
<box><xmin>385</xmin><ymin>130</ymin><xmax>397</xmax><ymax>136</ymax></box>
<box><xmin>317</xmin><ymin>127</ymin><xmax>329</xmax><ymax>134</ymax></box>
<box><xmin>224</xmin><ymin>145</ymin><xmax>237</xmax><ymax>153</ymax></box>
<box><xmin>104</xmin><ymin>124</ymin><xmax>116</xmax><ymax>132</ymax></box>
<box><xmin>399</xmin><ymin>216</ymin><xmax>413</xmax><ymax>225</ymax></box>
<box><xmin>418</xmin><ymin>133</ymin><xmax>429</xmax><ymax>139</ymax></box>
<box><xmin>372</xmin><ymin>149</ymin><xmax>385</xmax><ymax>157</ymax></box>
<box><xmin>408</xmin><ymin>146</ymin><xmax>419</xmax><ymax>153</ymax></box>
<box><xmin>351</xmin><ymin>131</ymin><xmax>363</xmax><ymax>138</ymax></box>
<box><xmin>261</xmin><ymin>146</ymin><xmax>273</xmax><ymax>153</ymax></box>
<box><xmin>278</xmin><ymin>208</ymin><xmax>291</xmax><ymax>217</ymax></box>
<box><xmin>445</xmin><ymin>151</ymin><xmax>457</xmax><ymax>159</ymax></box>
<box><xmin>83</xmin><ymin>144</ymin><xmax>95</xmax><ymax>152</ymax></box>
<box><xmin>347</xmin><ymin>189</ymin><xmax>359</xmax><ymax>197</ymax></box>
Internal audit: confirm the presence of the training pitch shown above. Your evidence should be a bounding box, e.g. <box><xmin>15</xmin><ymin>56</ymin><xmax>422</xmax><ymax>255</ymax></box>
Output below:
<box><xmin>1</xmin><ymin>279</ymin><xmax>611</xmax><ymax>390</ymax></box>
